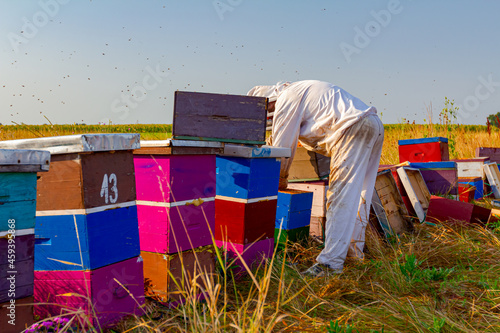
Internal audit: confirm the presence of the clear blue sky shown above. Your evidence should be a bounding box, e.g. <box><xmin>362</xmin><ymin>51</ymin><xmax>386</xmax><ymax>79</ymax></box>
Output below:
<box><xmin>1</xmin><ymin>0</ymin><xmax>499</xmax><ymax>125</ymax></box>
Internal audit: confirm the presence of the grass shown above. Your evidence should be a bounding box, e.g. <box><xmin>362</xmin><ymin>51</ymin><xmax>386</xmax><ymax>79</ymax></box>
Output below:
<box><xmin>7</xmin><ymin>122</ymin><xmax>500</xmax><ymax>332</ymax></box>
<box><xmin>105</xmin><ymin>221</ymin><xmax>500</xmax><ymax>333</ymax></box>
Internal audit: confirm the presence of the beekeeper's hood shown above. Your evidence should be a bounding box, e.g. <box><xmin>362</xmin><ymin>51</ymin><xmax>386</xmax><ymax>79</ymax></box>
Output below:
<box><xmin>247</xmin><ymin>82</ymin><xmax>291</xmax><ymax>102</ymax></box>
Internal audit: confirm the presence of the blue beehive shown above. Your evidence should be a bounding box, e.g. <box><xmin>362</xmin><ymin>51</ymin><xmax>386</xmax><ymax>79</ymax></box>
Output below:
<box><xmin>216</xmin><ymin>156</ymin><xmax>281</xmax><ymax>199</ymax></box>
<box><xmin>275</xmin><ymin>189</ymin><xmax>314</xmax><ymax>230</ymax></box>
<box><xmin>35</xmin><ymin>205</ymin><xmax>140</xmax><ymax>271</ymax></box>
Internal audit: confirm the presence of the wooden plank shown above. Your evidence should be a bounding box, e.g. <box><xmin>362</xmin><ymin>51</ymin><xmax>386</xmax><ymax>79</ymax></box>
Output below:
<box><xmin>484</xmin><ymin>163</ymin><xmax>500</xmax><ymax>198</ymax></box>
<box><xmin>374</xmin><ymin>170</ymin><xmax>413</xmax><ymax>234</ymax></box>
<box><xmin>476</xmin><ymin>147</ymin><xmax>500</xmax><ymax>163</ymax></box>
<box><xmin>309</xmin><ymin>216</ymin><xmax>325</xmax><ymax>240</ymax></box>
<box><xmin>0</xmin><ymin>165</ymin><xmax>47</xmax><ymax>172</ymax></box>
<box><xmin>0</xmin><ymin>296</ymin><xmax>34</xmax><ymax>333</ymax></box>
<box><xmin>173</xmin><ymin>91</ymin><xmax>267</xmax><ymax>144</ymax></box>
<box><xmin>36</xmin><ymin>154</ymin><xmax>84</xmax><ymax>211</ymax></box>
<box><xmin>397</xmin><ymin>167</ymin><xmax>431</xmax><ymax>223</ymax></box>
<box><xmin>370</xmin><ymin>191</ymin><xmax>394</xmax><ymax>239</ymax></box>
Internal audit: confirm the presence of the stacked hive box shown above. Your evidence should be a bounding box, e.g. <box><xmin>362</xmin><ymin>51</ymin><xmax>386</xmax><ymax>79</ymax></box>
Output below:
<box><xmin>0</xmin><ymin>134</ymin><xmax>145</xmax><ymax>328</ymax></box>
<box><xmin>0</xmin><ymin>149</ymin><xmax>50</xmax><ymax>333</ymax></box>
<box><xmin>453</xmin><ymin>158</ymin><xmax>488</xmax><ymax>202</ymax></box>
<box><xmin>408</xmin><ymin>162</ymin><xmax>458</xmax><ymax>196</ymax></box>
<box><xmin>287</xmin><ymin>181</ymin><xmax>328</xmax><ymax>240</ymax></box>
<box><xmin>215</xmin><ymin>144</ymin><xmax>290</xmax><ymax>275</ymax></box>
<box><xmin>172</xmin><ymin>91</ymin><xmax>275</xmax><ymax>276</ymax></box>
<box><xmin>398</xmin><ymin>137</ymin><xmax>449</xmax><ymax>163</ymax></box>
<box><xmin>274</xmin><ymin>189</ymin><xmax>313</xmax><ymax>248</ymax></box>
<box><xmin>133</xmin><ymin>139</ymin><xmax>222</xmax><ymax>304</ymax></box>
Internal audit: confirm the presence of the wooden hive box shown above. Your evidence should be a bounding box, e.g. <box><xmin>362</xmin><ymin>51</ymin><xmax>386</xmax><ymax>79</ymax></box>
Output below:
<box><xmin>215</xmin><ymin>145</ymin><xmax>287</xmax><ymax>245</ymax></box>
<box><xmin>426</xmin><ymin>196</ymin><xmax>491</xmax><ymax>225</ymax></box>
<box><xmin>397</xmin><ymin>167</ymin><xmax>431</xmax><ymax>223</ymax></box>
<box><xmin>288</xmin><ymin>147</ymin><xmax>330</xmax><ymax>182</ymax></box>
<box><xmin>476</xmin><ymin>147</ymin><xmax>500</xmax><ymax>164</ymax></box>
<box><xmin>34</xmin><ymin>256</ymin><xmax>144</xmax><ymax>328</ymax></box>
<box><xmin>215</xmin><ymin>198</ymin><xmax>277</xmax><ymax>244</ymax></box>
<box><xmin>287</xmin><ymin>180</ymin><xmax>328</xmax><ymax>240</ymax></box>
<box><xmin>173</xmin><ymin>91</ymin><xmax>268</xmax><ymax>145</ymax></box>
<box><xmin>398</xmin><ymin>137</ymin><xmax>449</xmax><ymax>163</ymax></box>
<box><xmin>0</xmin><ymin>135</ymin><xmax>141</xmax><ymax>271</ymax></box>
<box><xmin>409</xmin><ymin>162</ymin><xmax>458</xmax><ymax>196</ymax></box>
<box><xmin>287</xmin><ymin>180</ymin><xmax>328</xmax><ymax>218</ymax></box>
<box><xmin>0</xmin><ymin>296</ymin><xmax>34</xmax><ymax>333</ymax></box>
<box><xmin>0</xmin><ymin>149</ymin><xmax>50</xmax><ymax>232</ymax></box>
<box><xmin>215</xmin><ymin>238</ymin><xmax>274</xmax><ymax>277</ymax></box>
<box><xmin>373</xmin><ymin>170</ymin><xmax>413</xmax><ymax>235</ymax></box>
<box><xmin>275</xmin><ymin>189</ymin><xmax>313</xmax><ymax>230</ymax></box>
<box><xmin>458</xmin><ymin>177</ymin><xmax>482</xmax><ymax>202</ymax></box>
<box><xmin>216</xmin><ymin>156</ymin><xmax>282</xmax><ymax>200</ymax></box>
<box><xmin>142</xmin><ymin>246</ymin><xmax>215</xmax><ymax>305</ymax></box>
<box><xmin>134</xmin><ymin>140</ymin><xmax>221</xmax><ymax>254</ymax></box>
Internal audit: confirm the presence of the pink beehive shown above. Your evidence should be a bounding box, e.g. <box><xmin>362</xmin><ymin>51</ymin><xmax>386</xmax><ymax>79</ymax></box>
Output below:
<box><xmin>134</xmin><ymin>140</ymin><xmax>221</xmax><ymax>254</ymax></box>
<box><xmin>34</xmin><ymin>257</ymin><xmax>145</xmax><ymax>328</ymax></box>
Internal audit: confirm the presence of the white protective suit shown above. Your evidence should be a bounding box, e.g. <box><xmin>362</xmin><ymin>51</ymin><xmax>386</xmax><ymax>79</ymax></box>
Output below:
<box><xmin>248</xmin><ymin>80</ymin><xmax>384</xmax><ymax>271</ymax></box>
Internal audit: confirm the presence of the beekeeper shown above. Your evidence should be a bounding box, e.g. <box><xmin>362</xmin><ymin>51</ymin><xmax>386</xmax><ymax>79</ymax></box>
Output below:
<box><xmin>248</xmin><ymin>80</ymin><xmax>384</xmax><ymax>276</ymax></box>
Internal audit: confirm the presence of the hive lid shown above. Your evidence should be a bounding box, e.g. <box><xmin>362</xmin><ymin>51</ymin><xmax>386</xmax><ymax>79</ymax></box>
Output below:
<box><xmin>0</xmin><ymin>149</ymin><xmax>50</xmax><ymax>172</ymax></box>
<box><xmin>221</xmin><ymin>144</ymin><xmax>291</xmax><ymax>158</ymax></box>
<box><xmin>409</xmin><ymin>161</ymin><xmax>456</xmax><ymax>169</ymax></box>
<box><xmin>0</xmin><ymin>134</ymin><xmax>140</xmax><ymax>154</ymax></box>
<box><xmin>398</xmin><ymin>137</ymin><xmax>448</xmax><ymax>146</ymax></box>
<box><xmin>140</xmin><ymin>139</ymin><xmax>223</xmax><ymax>148</ymax></box>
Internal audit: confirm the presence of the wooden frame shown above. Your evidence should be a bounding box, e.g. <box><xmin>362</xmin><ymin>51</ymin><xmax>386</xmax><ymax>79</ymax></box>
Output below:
<box><xmin>484</xmin><ymin>162</ymin><xmax>500</xmax><ymax>199</ymax></box>
<box><xmin>374</xmin><ymin>170</ymin><xmax>413</xmax><ymax>234</ymax></box>
<box><xmin>397</xmin><ymin>167</ymin><xmax>431</xmax><ymax>223</ymax></box>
